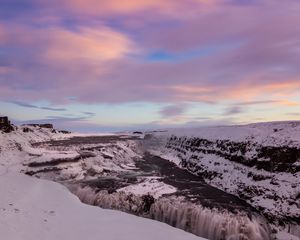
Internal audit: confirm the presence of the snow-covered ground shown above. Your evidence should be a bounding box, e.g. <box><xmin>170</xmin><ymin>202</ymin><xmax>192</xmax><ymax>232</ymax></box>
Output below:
<box><xmin>0</xmin><ymin>125</ymin><xmax>204</xmax><ymax>240</ymax></box>
<box><xmin>151</xmin><ymin>121</ymin><xmax>300</xmax><ymax>147</ymax></box>
<box><xmin>0</xmin><ymin>173</ymin><xmax>202</xmax><ymax>240</ymax></box>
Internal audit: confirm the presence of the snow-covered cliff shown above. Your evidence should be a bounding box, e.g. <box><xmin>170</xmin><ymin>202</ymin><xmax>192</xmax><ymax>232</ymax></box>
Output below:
<box><xmin>148</xmin><ymin>122</ymin><xmax>300</xmax><ymax>239</ymax></box>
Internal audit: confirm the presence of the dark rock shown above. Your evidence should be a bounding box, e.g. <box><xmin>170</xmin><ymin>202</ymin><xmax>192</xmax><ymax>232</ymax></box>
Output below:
<box><xmin>26</xmin><ymin>123</ymin><xmax>54</xmax><ymax>129</ymax></box>
<box><xmin>22</xmin><ymin>127</ymin><xmax>33</xmax><ymax>133</ymax></box>
<box><xmin>142</xmin><ymin>194</ymin><xmax>155</xmax><ymax>213</ymax></box>
<box><xmin>0</xmin><ymin>116</ymin><xmax>14</xmax><ymax>133</ymax></box>
<box><xmin>24</xmin><ymin>167</ymin><xmax>62</xmax><ymax>176</ymax></box>
<box><xmin>248</xmin><ymin>172</ymin><xmax>272</xmax><ymax>181</ymax></box>
<box><xmin>27</xmin><ymin>152</ymin><xmax>95</xmax><ymax>167</ymax></box>
<box><xmin>270</xmin><ymin>178</ymin><xmax>280</xmax><ymax>186</ymax></box>
<box><xmin>102</xmin><ymin>153</ymin><xmax>113</xmax><ymax>159</ymax></box>
<box><xmin>59</xmin><ymin>130</ymin><xmax>71</xmax><ymax>134</ymax></box>
<box><xmin>133</xmin><ymin>131</ymin><xmax>143</xmax><ymax>134</ymax></box>
<box><xmin>166</xmin><ymin>135</ymin><xmax>300</xmax><ymax>173</ymax></box>
<box><xmin>0</xmin><ymin>116</ymin><xmax>9</xmax><ymax>125</ymax></box>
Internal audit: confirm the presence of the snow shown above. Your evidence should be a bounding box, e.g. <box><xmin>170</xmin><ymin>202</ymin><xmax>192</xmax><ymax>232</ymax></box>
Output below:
<box><xmin>2</xmin><ymin>121</ymin><xmax>299</xmax><ymax>240</ymax></box>
<box><xmin>0</xmin><ymin>126</ymin><xmax>205</xmax><ymax>240</ymax></box>
<box><xmin>277</xmin><ymin>231</ymin><xmax>300</xmax><ymax>240</ymax></box>
<box><xmin>117</xmin><ymin>177</ymin><xmax>177</xmax><ymax>198</ymax></box>
<box><xmin>0</xmin><ymin>173</ymin><xmax>202</xmax><ymax>240</ymax></box>
<box><xmin>152</xmin><ymin>121</ymin><xmax>300</xmax><ymax>147</ymax></box>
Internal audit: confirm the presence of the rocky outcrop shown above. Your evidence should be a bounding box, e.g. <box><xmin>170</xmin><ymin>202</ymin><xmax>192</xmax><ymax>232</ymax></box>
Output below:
<box><xmin>25</xmin><ymin>123</ymin><xmax>54</xmax><ymax>129</ymax></box>
<box><xmin>27</xmin><ymin>152</ymin><xmax>95</xmax><ymax>167</ymax></box>
<box><xmin>0</xmin><ymin>116</ymin><xmax>14</xmax><ymax>133</ymax></box>
<box><xmin>166</xmin><ymin>136</ymin><xmax>300</xmax><ymax>174</ymax></box>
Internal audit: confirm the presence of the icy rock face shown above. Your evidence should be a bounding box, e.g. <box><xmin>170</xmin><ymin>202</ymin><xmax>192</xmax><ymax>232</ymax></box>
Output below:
<box><xmin>147</xmin><ymin>127</ymin><xmax>300</xmax><ymax>239</ymax></box>
<box><xmin>166</xmin><ymin>136</ymin><xmax>300</xmax><ymax>173</ymax></box>
<box><xmin>69</xmin><ymin>185</ymin><xmax>154</xmax><ymax>214</ymax></box>
<box><xmin>70</xmin><ymin>185</ymin><xmax>271</xmax><ymax>240</ymax></box>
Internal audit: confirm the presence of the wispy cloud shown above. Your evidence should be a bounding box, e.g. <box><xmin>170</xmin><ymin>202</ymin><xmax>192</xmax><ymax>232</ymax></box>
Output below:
<box><xmin>46</xmin><ymin>116</ymin><xmax>87</xmax><ymax>121</ymax></box>
<box><xmin>159</xmin><ymin>104</ymin><xmax>187</xmax><ymax>118</ymax></box>
<box><xmin>7</xmin><ymin>101</ymin><xmax>66</xmax><ymax>111</ymax></box>
<box><xmin>82</xmin><ymin>111</ymin><xmax>96</xmax><ymax>116</ymax></box>
<box><xmin>288</xmin><ymin>112</ymin><xmax>300</xmax><ymax>116</ymax></box>
<box><xmin>235</xmin><ymin>100</ymin><xmax>280</xmax><ymax>106</ymax></box>
<box><xmin>224</xmin><ymin>106</ymin><xmax>243</xmax><ymax>115</ymax></box>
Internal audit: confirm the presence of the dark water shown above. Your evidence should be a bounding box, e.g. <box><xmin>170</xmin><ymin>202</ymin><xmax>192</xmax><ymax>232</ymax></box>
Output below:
<box><xmin>79</xmin><ymin>151</ymin><xmax>256</xmax><ymax>215</ymax></box>
<box><xmin>33</xmin><ymin>135</ymin><xmax>140</xmax><ymax>147</ymax></box>
<box><xmin>135</xmin><ymin>153</ymin><xmax>256</xmax><ymax>215</ymax></box>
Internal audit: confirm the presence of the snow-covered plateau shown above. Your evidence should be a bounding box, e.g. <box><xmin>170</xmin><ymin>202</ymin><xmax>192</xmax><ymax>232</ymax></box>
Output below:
<box><xmin>0</xmin><ymin>121</ymin><xmax>299</xmax><ymax>240</ymax></box>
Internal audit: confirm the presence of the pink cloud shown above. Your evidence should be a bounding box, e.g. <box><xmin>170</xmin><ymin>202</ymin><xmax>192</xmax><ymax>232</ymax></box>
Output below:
<box><xmin>1</xmin><ymin>0</ymin><xmax>300</xmax><ymax>110</ymax></box>
<box><xmin>44</xmin><ymin>27</ymin><xmax>135</xmax><ymax>62</ymax></box>
<box><xmin>0</xmin><ymin>24</ymin><xmax>7</xmax><ymax>45</ymax></box>
<box><xmin>55</xmin><ymin>0</ymin><xmax>217</xmax><ymax>17</ymax></box>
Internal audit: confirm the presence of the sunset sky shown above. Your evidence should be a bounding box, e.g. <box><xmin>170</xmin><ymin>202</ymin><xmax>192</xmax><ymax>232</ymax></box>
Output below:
<box><xmin>1</xmin><ymin>0</ymin><xmax>300</xmax><ymax>131</ymax></box>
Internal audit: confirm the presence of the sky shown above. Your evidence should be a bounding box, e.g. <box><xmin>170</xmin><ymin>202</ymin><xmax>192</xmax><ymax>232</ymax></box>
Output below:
<box><xmin>0</xmin><ymin>0</ymin><xmax>300</xmax><ymax>132</ymax></box>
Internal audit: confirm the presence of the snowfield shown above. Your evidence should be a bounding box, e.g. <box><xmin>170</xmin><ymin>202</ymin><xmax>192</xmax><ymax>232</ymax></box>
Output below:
<box><xmin>0</xmin><ymin>125</ymin><xmax>204</xmax><ymax>240</ymax></box>
<box><xmin>152</xmin><ymin>121</ymin><xmax>300</xmax><ymax>147</ymax></box>
<box><xmin>0</xmin><ymin>173</ymin><xmax>202</xmax><ymax>240</ymax></box>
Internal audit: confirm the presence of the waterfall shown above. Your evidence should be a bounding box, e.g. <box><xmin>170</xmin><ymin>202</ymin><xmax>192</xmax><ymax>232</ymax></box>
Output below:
<box><xmin>150</xmin><ymin>198</ymin><xmax>271</xmax><ymax>240</ymax></box>
<box><xmin>68</xmin><ymin>185</ymin><xmax>272</xmax><ymax>240</ymax></box>
<box><xmin>289</xmin><ymin>224</ymin><xmax>300</xmax><ymax>238</ymax></box>
<box><xmin>279</xmin><ymin>222</ymin><xmax>300</xmax><ymax>239</ymax></box>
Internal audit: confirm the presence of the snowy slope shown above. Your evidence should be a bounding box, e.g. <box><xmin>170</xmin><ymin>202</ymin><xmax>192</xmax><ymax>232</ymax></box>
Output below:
<box><xmin>0</xmin><ymin>173</ymin><xmax>202</xmax><ymax>240</ymax></box>
<box><xmin>0</xmin><ymin>125</ymin><xmax>72</xmax><ymax>175</ymax></box>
